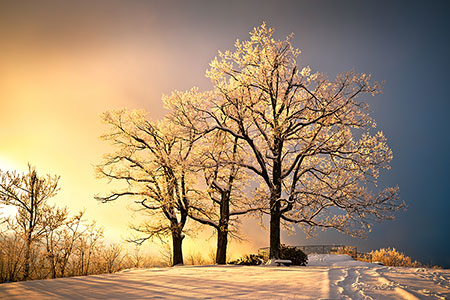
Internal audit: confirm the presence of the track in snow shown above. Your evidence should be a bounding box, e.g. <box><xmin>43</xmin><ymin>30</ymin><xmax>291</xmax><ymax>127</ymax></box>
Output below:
<box><xmin>327</xmin><ymin>265</ymin><xmax>450</xmax><ymax>299</ymax></box>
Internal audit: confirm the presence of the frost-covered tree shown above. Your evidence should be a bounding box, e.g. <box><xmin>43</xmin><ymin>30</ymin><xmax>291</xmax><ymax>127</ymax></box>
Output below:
<box><xmin>40</xmin><ymin>205</ymin><xmax>69</xmax><ymax>278</ymax></box>
<box><xmin>165</xmin><ymin>90</ymin><xmax>259</xmax><ymax>264</ymax></box>
<box><xmin>0</xmin><ymin>223</ymin><xmax>26</xmax><ymax>282</ymax></box>
<box><xmin>188</xmin><ymin>23</ymin><xmax>402</xmax><ymax>259</ymax></box>
<box><xmin>0</xmin><ymin>164</ymin><xmax>60</xmax><ymax>280</ymax></box>
<box><xmin>41</xmin><ymin>208</ymin><xmax>85</xmax><ymax>278</ymax></box>
<box><xmin>96</xmin><ymin>110</ymin><xmax>198</xmax><ymax>266</ymax></box>
<box><xmin>102</xmin><ymin>243</ymin><xmax>126</xmax><ymax>273</ymax></box>
<box><xmin>72</xmin><ymin>221</ymin><xmax>104</xmax><ymax>276</ymax></box>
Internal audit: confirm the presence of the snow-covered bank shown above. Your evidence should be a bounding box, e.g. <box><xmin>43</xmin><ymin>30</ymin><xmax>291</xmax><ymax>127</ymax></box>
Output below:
<box><xmin>0</xmin><ymin>255</ymin><xmax>449</xmax><ymax>299</ymax></box>
<box><xmin>308</xmin><ymin>254</ymin><xmax>374</xmax><ymax>267</ymax></box>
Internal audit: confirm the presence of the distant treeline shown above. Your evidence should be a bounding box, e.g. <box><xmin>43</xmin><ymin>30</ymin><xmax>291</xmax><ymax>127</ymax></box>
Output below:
<box><xmin>0</xmin><ymin>204</ymin><xmax>164</xmax><ymax>282</ymax></box>
<box><xmin>0</xmin><ymin>165</ymin><xmax>163</xmax><ymax>283</ymax></box>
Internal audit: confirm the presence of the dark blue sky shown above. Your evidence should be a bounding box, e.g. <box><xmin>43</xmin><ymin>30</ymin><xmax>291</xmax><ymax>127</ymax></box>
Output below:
<box><xmin>254</xmin><ymin>0</ymin><xmax>450</xmax><ymax>268</ymax></box>
<box><xmin>1</xmin><ymin>0</ymin><xmax>449</xmax><ymax>267</ymax></box>
<box><xmin>142</xmin><ymin>0</ymin><xmax>450</xmax><ymax>267</ymax></box>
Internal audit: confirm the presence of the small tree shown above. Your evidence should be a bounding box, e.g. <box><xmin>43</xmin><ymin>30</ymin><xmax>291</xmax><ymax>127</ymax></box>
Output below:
<box><xmin>127</xmin><ymin>245</ymin><xmax>147</xmax><ymax>268</ymax></box>
<box><xmin>0</xmin><ymin>225</ymin><xmax>26</xmax><ymax>282</ymax></box>
<box><xmin>41</xmin><ymin>208</ymin><xmax>85</xmax><ymax>278</ymax></box>
<box><xmin>40</xmin><ymin>205</ymin><xmax>69</xmax><ymax>278</ymax></box>
<box><xmin>0</xmin><ymin>164</ymin><xmax>60</xmax><ymax>280</ymax></box>
<box><xmin>102</xmin><ymin>243</ymin><xmax>126</xmax><ymax>273</ymax></box>
<box><xmin>73</xmin><ymin>221</ymin><xmax>104</xmax><ymax>276</ymax></box>
<box><xmin>369</xmin><ymin>248</ymin><xmax>421</xmax><ymax>267</ymax></box>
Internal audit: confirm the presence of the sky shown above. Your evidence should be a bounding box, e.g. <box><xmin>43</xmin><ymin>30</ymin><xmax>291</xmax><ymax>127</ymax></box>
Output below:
<box><xmin>1</xmin><ymin>0</ymin><xmax>450</xmax><ymax>267</ymax></box>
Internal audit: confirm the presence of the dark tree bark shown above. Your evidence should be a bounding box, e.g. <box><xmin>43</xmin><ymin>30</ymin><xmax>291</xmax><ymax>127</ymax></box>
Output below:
<box><xmin>216</xmin><ymin>193</ymin><xmax>230</xmax><ymax>264</ymax></box>
<box><xmin>171</xmin><ymin>229</ymin><xmax>184</xmax><ymax>266</ymax></box>
<box><xmin>269</xmin><ymin>193</ymin><xmax>281</xmax><ymax>259</ymax></box>
<box><xmin>269</xmin><ymin>137</ymin><xmax>283</xmax><ymax>260</ymax></box>
<box><xmin>216</xmin><ymin>227</ymin><xmax>228</xmax><ymax>264</ymax></box>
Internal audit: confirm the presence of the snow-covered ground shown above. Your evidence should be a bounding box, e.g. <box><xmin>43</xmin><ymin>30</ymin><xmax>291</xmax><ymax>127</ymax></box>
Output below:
<box><xmin>0</xmin><ymin>254</ymin><xmax>449</xmax><ymax>299</ymax></box>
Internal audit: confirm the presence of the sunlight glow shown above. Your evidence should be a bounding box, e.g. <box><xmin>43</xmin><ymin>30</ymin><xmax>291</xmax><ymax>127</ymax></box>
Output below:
<box><xmin>0</xmin><ymin>205</ymin><xmax>18</xmax><ymax>219</ymax></box>
<box><xmin>0</xmin><ymin>157</ymin><xmax>18</xmax><ymax>172</ymax></box>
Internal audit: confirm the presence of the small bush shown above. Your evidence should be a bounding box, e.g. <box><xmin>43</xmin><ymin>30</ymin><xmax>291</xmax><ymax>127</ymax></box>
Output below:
<box><xmin>228</xmin><ymin>254</ymin><xmax>263</xmax><ymax>265</ymax></box>
<box><xmin>280</xmin><ymin>244</ymin><xmax>308</xmax><ymax>266</ymax></box>
<box><xmin>358</xmin><ymin>248</ymin><xmax>422</xmax><ymax>267</ymax></box>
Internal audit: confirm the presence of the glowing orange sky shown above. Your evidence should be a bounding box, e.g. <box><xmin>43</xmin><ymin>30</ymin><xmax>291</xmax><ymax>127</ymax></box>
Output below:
<box><xmin>0</xmin><ymin>2</ymin><xmax>264</xmax><ymax>257</ymax></box>
<box><xmin>0</xmin><ymin>39</ymin><xmax>151</xmax><ymax>245</ymax></box>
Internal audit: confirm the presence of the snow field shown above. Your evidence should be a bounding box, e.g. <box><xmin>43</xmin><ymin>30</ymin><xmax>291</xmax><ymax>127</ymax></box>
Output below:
<box><xmin>0</xmin><ymin>266</ymin><xmax>330</xmax><ymax>299</ymax></box>
<box><xmin>0</xmin><ymin>255</ymin><xmax>449</xmax><ymax>299</ymax></box>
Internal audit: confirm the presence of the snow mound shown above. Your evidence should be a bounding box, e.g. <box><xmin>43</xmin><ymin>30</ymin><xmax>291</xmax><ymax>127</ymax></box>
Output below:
<box><xmin>307</xmin><ymin>254</ymin><xmax>374</xmax><ymax>267</ymax></box>
<box><xmin>265</xmin><ymin>259</ymin><xmax>292</xmax><ymax>266</ymax></box>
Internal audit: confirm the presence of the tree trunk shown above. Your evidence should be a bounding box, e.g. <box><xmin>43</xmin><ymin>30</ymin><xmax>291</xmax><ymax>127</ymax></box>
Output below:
<box><xmin>216</xmin><ymin>191</ymin><xmax>230</xmax><ymax>264</ymax></box>
<box><xmin>60</xmin><ymin>261</ymin><xmax>66</xmax><ymax>278</ymax></box>
<box><xmin>23</xmin><ymin>231</ymin><xmax>32</xmax><ymax>280</ymax></box>
<box><xmin>80</xmin><ymin>251</ymin><xmax>85</xmax><ymax>275</ymax></box>
<box><xmin>216</xmin><ymin>226</ymin><xmax>228</xmax><ymax>264</ymax></box>
<box><xmin>269</xmin><ymin>138</ymin><xmax>283</xmax><ymax>260</ymax></box>
<box><xmin>49</xmin><ymin>254</ymin><xmax>57</xmax><ymax>278</ymax></box>
<box><xmin>172</xmin><ymin>230</ymin><xmax>184</xmax><ymax>266</ymax></box>
<box><xmin>269</xmin><ymin>200</ymin><xmax>281</xmax><ymax>259</ymax></box>
<box><xmin>51</xmin><ymin>264</ymin><xmax>57</xmax><ymax>279</ymax></box>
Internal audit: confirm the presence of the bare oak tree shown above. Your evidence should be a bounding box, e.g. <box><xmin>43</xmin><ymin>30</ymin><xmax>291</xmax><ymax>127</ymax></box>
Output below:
<box><xmin>182</xmin><ymin>24</ymin><xmax>403</xmax><ymax>259</ymax></box>
<box><xmin>0</xmin><ymin>164</ymin><xmax>60</xmax><ymax>279</ymax></box>
<box><xmin>189</xmin><ymin>133</ymin><xmax>253</xmax><ymax>264</ymax></box>
<box><xmin>96</xmin><ymin>110</ymin><xmax>198</xmax><ymax>265</ymax></box>
<box><xmin>165</xmin><ymin>91</ymin><xmax>260</xmax><ymax>264</ymax></box>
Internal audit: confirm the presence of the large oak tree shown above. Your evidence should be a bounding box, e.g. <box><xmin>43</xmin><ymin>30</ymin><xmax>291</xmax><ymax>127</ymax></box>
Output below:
<box><xmin>186</xmin><ymin>24</ymin><xmax>403</xmax><ymax>259</ymax></box>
